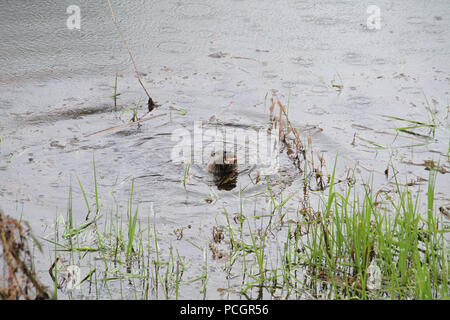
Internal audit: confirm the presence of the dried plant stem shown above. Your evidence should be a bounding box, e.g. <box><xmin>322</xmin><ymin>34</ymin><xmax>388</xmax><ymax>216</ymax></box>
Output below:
<box><xmin>106</xmin><ymin>0</ymin><xmax>156</xmax><ymax>110</ymax></box>
<box><xmin>0</xmin><ymin>212</ymin><xmax>49</xmax><ymax>300</ymax></box>
<box><xmin>277</xmin><ymin>101</ymin><xmax>303</xmax><ymax>150</ymax></box>
<box><xmin>86</xmin><ymin>113</ymin><xmax>167</xmax><ymax>137</ymax></box>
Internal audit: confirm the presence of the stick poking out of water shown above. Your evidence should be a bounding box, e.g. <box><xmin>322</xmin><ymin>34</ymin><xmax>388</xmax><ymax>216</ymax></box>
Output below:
<box><xmin>106</xmin><ymin>0</ymin><xmax>157</xmax><ymax>112</ymax></box>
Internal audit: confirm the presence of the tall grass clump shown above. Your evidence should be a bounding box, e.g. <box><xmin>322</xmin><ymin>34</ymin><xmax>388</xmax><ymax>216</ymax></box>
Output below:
<box><xmin>44</xmin><ymin>157</ymin><xmax>188</xmax><ymax>300</ymax></box>
<box><xmin>294</xmin><ymin>161</ymin><xmax>449</xmax><ymax>299</ymax></box>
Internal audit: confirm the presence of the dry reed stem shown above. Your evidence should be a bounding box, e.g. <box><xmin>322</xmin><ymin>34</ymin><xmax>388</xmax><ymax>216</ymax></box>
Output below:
<box><xmin>0</xmin><ymin>211</ymin><xmax>49</xmax><ymax>300</ymax></box>
<box><xmin>86</xmin><ymin>112</ymin><xmax>167</xmax><ymax>137</ymax></box>
<box><xmin>106</xmin><ymin>0</ymin><xmax>156</xmax><ymax>110</ymax></box>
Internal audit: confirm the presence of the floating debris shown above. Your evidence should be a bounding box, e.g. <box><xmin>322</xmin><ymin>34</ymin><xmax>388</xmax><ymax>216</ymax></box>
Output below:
<box><xmin>208</xmin><ymin>51</ymin><xmax>228</xmax><ymax>59</ymax></box>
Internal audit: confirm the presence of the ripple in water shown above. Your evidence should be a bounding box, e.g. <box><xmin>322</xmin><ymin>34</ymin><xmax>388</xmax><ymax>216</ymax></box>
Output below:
<box><xmin>209</xmin><ymin>71</ymin><xmax>225</xmax><ymax>81</ymax></box>
<box><xmin>282</xmin><ymin>81</ymin><xmax>299</xmax><ymax>89</ymax></box>
<box><xmin>0</xmin><ymin>99</ymin><xmax>11</xmax><ymax>110</ymax></box>
<box><xmin>89</xmin><ymin>53</ymin><xmax>129</xmax><ymax>68</ymax></box>
<box><xmin>175</xmin><ymin>94</ymin><xmax>195</xmax><ymax>104</ymax></box>
<box><xmin>197</xmin><ymin>29</ymin><xmax>215</xmax><ymax>39</ymax></box>
<box><xmin>424</xmin><ymin>24</ymin><xmax>444</xmax><ymax>34</ymax></box>
<box><xmin>175</xmin><ymin>3</ymin><xmax>215</xmax><ymax>19</ymax></box>
<box><xmin>213</xmin><ymin>88</ymin><xmax>235</xmax><ymax>98</ymax></box>
<box><xmin>342</xmin><ymin>52</ymin><xmax>369</xmax><ymax>66</ymax></box>
<box><xmin>263</xmin><ymin>71</ymin><xmax>278</xmax><ymax>79</ymax></box>
<box><xmin>372</xmin><ymin>58</ymin><xmax>387</xmax><ymax>65</ymax></box>
<box><xmin>311</xmin><ymin>85</ymin><xmax>329</xmax><ymax>95</ymax></box>
<box><xmin>157</xmin><ymin>41</ymin><xmax>190</xmax><ymax>54</ymax></box>
<box><xmin>291</xmin><ymin>56</ymin><xmax>314</xmax><ymax>67</ymax></box>
<box><xmin>177</xmin><ymin>62</ymin><xmax>197</xmax><ymax>73</ymax></box>
<box><xmin>294</xmin><ymin>1</ymin><xmax>315</xmax><ymax>10</ymax></box>
<box><xmin>315</xmin><ymin>42</ymin><xmax>331</xmax><ymax>51</ymax></box>
<box><xmin>221</xmin><ymin>62</ymin><xmax>235</xmax><ymax>70</ymax></box>
<box><xmin>348</xmin><ymin>96</ymin><xmax>371</xmax><ymax>107</ymax></box>
<box><xmin>314</xmin><ymin>17</ymin><xmax>338</xmax><ymax>26</ymax></box>
<box><xmin>158</xmin><ymin>25</ymin><xmax>179</xmax><ymax>34</ymax></box>
<box><xmin>306</xmin><ymin>106</ymin><xmax>327</xmax><ymax>115</ymax></box>
<box><xmin>299</xmin><ymin>15</ymin><xmax>315</xmax><ymax>23</ymax></box>
<box><xmin>248</xmin><ymin>23</ymin><xmax>264</xmax><ymax>33</ymax></box>
<box><xmin>406</xmin><ymin>16</ymin><xmax>423</xmax><ymax>25</ymax></box>
<box><xmin>399</xmin><ymin>87</ymin><xmax>422</xmax><ymax>95</ymax></box>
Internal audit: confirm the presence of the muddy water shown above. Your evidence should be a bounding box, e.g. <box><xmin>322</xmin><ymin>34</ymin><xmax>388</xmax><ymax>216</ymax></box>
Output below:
<box><xmin>0</xmin><ymin>1</ymin><xmax>449</xmax><ymax>299</ymax></box>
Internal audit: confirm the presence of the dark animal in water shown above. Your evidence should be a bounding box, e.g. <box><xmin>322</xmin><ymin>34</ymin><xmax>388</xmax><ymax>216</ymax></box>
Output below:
<box><xmin>207</xmin><ymin>149</ymin><xmax>237</xmax><ymax>175</ymax></box>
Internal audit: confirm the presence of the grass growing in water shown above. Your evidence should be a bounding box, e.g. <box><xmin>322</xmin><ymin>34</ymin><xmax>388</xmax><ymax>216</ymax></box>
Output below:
<box><xmin>45</xmin><ymin>153</ymin><xmax>448</xmax><ymax>300</ymax></box>
<box><xmin>216</xmin><ymin>158</ymin><xmax>448</xmax><ymax>300</ymax></box>
<box><xmin>110</xmin><ymin>72</ymin><xmax>121</xmax><ymax>110</ymax></box>
<box><xmin>45</xmin><ymin>158</ymin><xmax>190</xmax><ymax>299</ymax></box>
<box><xmin>265</xmin><ymin>162</ymin><xmax>449</xmax><ymax>299</ymax></box>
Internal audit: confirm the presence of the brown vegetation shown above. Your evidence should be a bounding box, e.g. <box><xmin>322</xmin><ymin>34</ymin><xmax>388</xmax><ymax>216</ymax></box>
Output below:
<box><xmin>0</xmin><ymin>210</ymin><xmax>49</xmax><ymax>300</ymax></box>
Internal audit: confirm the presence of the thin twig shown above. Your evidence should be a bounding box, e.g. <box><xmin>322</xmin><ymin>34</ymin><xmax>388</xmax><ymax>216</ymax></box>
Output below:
<box><xmin>86</xmin><ymin>113</ymin><xmax>167</xmax><ymax>137</ymax></box>
<box><xmin>106</xmin><ymin>0</ymin><xmax>156</xmax><ymax>110</ymax></box>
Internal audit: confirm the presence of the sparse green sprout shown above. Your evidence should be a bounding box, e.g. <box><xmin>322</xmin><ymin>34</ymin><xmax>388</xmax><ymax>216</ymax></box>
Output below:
<box><xmin>183</xmin><ymin>161</ymin><xmax>191</xmax><ymax>187</ymax></box>
<box><xmin>170</xmin><ymin>106</ymin><xmax>188</xmax><ymax>115</ymax></box>
<box><xmin>331</xmin><ymin>72</ymin><xmax>344</xmax><ymax>90</ymax></box>
<box><xmin>110</xmin><ymin>72</ymin><xmax>121</xmax><ymax>110</ymax></box>
<box><xmin>382</xmin><ymin>114</ymin><xmax>437</xmax><ymax>139</ymax></box>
